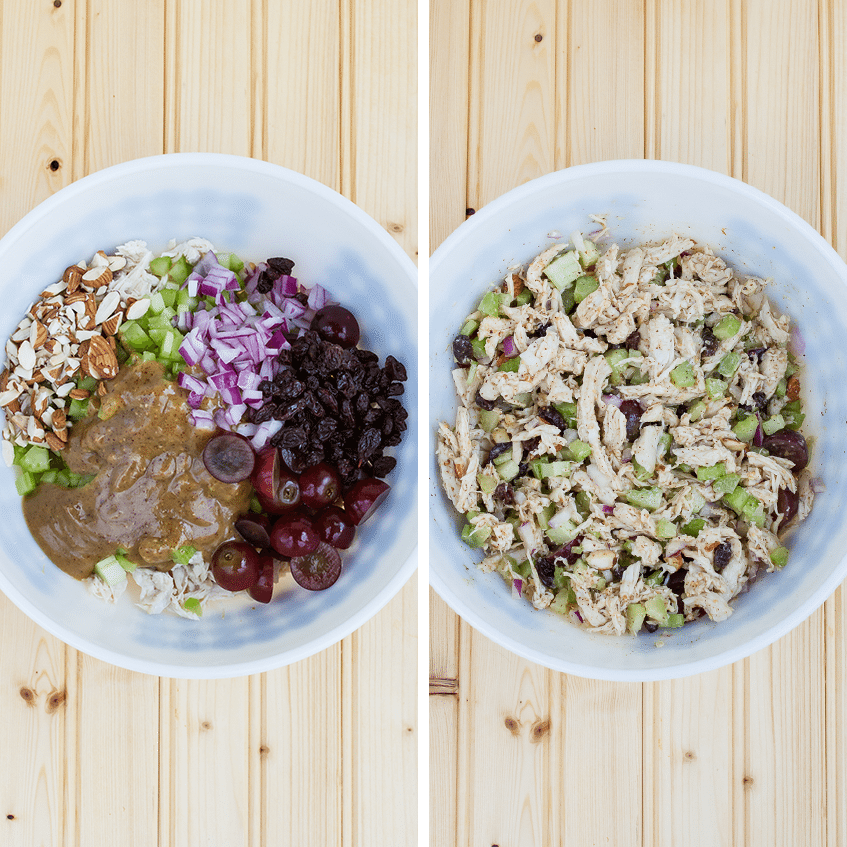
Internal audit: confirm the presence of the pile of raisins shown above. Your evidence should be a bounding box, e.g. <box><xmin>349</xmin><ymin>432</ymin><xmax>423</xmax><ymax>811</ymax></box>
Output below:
<box><xmin>249</xmin><ymin>329</ymin><xmax>408</xmax><ymax>488</ymax></box>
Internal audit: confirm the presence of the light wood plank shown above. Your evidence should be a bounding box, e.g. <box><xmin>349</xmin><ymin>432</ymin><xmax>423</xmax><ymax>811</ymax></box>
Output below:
<box><xmin>429</xmin><ymin>0</ymin><xmax>471</xmax><ymax>249</ymax></box>
<box><xmin>429</xmin><ymin>588</ymin><xmax>459</xmax><ymax>683</ymax></box>
<box><xmin>345</xmin><ymin>0</ymin><xmax>417</xmax><ymax>260</ymax></box>
<box><xmin>346</xmin><ymin>580</ymin><xmax>417</xmax><ymax>847</ymax></box>
<box><xmin>430</xmin><ymin>694</ymin><xmax>458</xmax><ymax>847</ymax></box>
<box><xmin>467</xmin><ymin>0</ymin><xmax>556</xmax><ymax>207</ymax></box>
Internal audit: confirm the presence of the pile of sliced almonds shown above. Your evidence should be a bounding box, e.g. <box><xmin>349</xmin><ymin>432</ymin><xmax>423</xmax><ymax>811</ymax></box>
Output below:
<box><xmin>0</xmin><ymin>250</ymin><xmax>151</xmax><ymax>457</ymax></box>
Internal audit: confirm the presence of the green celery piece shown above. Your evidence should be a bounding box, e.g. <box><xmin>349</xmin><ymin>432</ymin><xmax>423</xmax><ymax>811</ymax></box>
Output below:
<box><xmin>553</xmin><ymin>402</ymin><xmax>577</xmax><ymax>428</ymax></box>
<box><xmin>171</xmin><ymin>544</ymin><xmax>197</xmax><ymax>566</ymax></box>
<box><xmin>114</xmin><ymin>548</ymin><xmax>136</xmax><ymax>573</ymax></box>
<box><xmin>182</xmin><ymin>597</ymin><xmax>203</xmax><ymax>616</ymax></box>
<box><xmin>705</xmin><ymin>377</ymin><xmax>727</xmax><ymax>399</ymax></box>
<box><xmin>471</xmin><ymin>338</ymin><xmax>487</xmax><ymax>360</ymax></box>
<box><xmin>741</xmin><ymin>497</ymin><xmax>765</xmax><ymax>528</ymax></box>
<box><xmin>632</xmin><ymin>460</ymin><xmax>651</xmax><ymax>482</ymax></box>
<box><xmin>477</xmin><ymin>474</ymin><xmax>497</xmax><ymax>495</ymax></box>
<box><xmin>65</xmin><ymin>471</ymin><xmax>94</xmax><ymax>488</ymax></box>
<box><xmin>497</xmin><ymin>460</ymin><xmax>520</xmax><ymax>481</ymax></box>
<box><xmin>626</xmin><ymin>603</ymin><xmax>647</xmax><ymax>634</ymax></box>
<box><xmin>477</xmin><ymin>291</ymin><xmax>502</xmax><ymax>317</ymax></box>
<box><xmin>658</xmin><ymin>432</ymin><xmax>672</xmax><ymax>456</ymax></box>
<box><xmin>227</xmin><ymin>253</ymin><xmax>245</xmax><ymax>273</ymax></box>
<box><xmin>68</xmin><ymin>397</ymin><xmax>90</xmax><ymax>420</ymax></box>
<box><xmin>168</xmin><ymin>255</ymin><xmax>192</xmax><ymax>285</ymax></box>
<box><xmin>492</xmin><ymin>449</ymin><xmax>513</xmax><ymax>466</ymax></box>
<box><xmin>513</xmin><ymin>559</ymin><xmax>531</xmax><ymax>579</ymax></box>
<box><xmin>498</xmin><ymin>356</ymin><xmax>521</xmax><ymax>373</ymax></box>
<box><xmin>546</xmin><ymin>525</ymin><xmax>574</xmax><ymax>546</ymax></box>
<box><xmin>578</xmin><ymin>239</ymin><xmax>601</xmax><ymax>268</ymax></box>
<box><xmin>77</xmin><ymin>374</ymin><xmax>99</xmax><ymax>392</ymax></box>
<box><xmin>717</xmin><ymin>352</ymin><xmax>741</xmax><ymax>377</ymax></box>
<box><xmin>651</xmin><ymin>266</ymin><xmax>669</xmax><ymax>286</ymax></box>
<box><xmin>762</xmin><ymin>413</ymin><xmax>785</xmax><ymax>436</ymax></box>
<box><xmin>120</xmin><ymin>320</ymin><xmax>154</xmax><ymax>352</ymax></box>
<box><xmin>655</xmin><ymin>518</ymin><xmax>677</xmax><ymax>539</ymax></box>
<box><xmin>40</xmin><ymin>470</ymin><xmax>57</xmax><ymax>485</ymax></box>
<box><xmin>575</xmin><ymin>490</ymin><xmax>592</xmax><ymax>518</ymax></box>
<box><xmin>460</xmin><ymin>318</ymin><xmax>479</xmax><ymax>337</ymax></box>
<box><xmin>687</xmin><ymin>399</ymin><xmax>707</xmax><ymax>422</ymax></box>
<box><xmin>645</xmin><ymin>570</ymin><xmax>665</xmax><ymax>587</ymax></box>
<box><xmin>550</xmin><ymin>591</ymin><xmax>573</xmax><ymax>615</ymax></box>
<box><xmin>770</xmin><ymin>546</ymin><xmax>790</xmax><ymax>569</ymax></box>
<box><xmin>543</xmin><ymin>250</ymin><xmax>582</xmax><ymax>291</ymax></box>
<box><xmin>15</xmin><ymin>471</ymin><xmax>37</xmax><ymax>496</ymax></box>
<box><xmin>559</xmin><ymin>286</ymin><xmax>576</xmax><ymax>315</ymax></box>
<box><xmin>159</xmin><ymin>287</ymin><xmax>178</xmax><ymax>308</ymax></box>
<box><xmin>732</xmin><ymin>414</ymin><xmax>759</xmax><ymax>443</ymax></box>
<box><xmin>478</xmin><ymin>409</ymin><xmax>499</xmax><ymax>433</ymax></box>
<box><xmin>530</xmin><ymin>458</ymin><xmax>548</xmax><ymax>480</ymax></box>
<box><xmin>776</xmin><ymin>378</ymin><xmax>787</xmax><ymax>398</ymax></box>
<box><xmin>712</xmin><ymin>473</ymin><xmax>740</xmax><ymax>496</ymax></box>
<box><xmin>713</xmin><ymin>314</ymin><xmax>741</xmax><ymax>340</ymax></box>
<box><xmin>625</xmin><ymin>487</ymin><xmax>662</xmax><ymax>511</ymax></box>
<box><xmin>19</xmin><ymin>445</ymin><xmax>50</xmax><ymax>474</ymax></box>
<box><xmin>537</xmin><ymin>503</ymin><xmax>556</xmax><ymax>530</ymax></box>
<box><xmin>680</xmin><ymin>517</ymin><xmax>706</xmax><ymax>537</ymax></box>
<box><xmin>723</xmin><ymin>486</ymin><xmax>752</xmax><ymax>515</ymax></box>
<box><xmin>665</xmin><ymin>613</ymin><xmax>685</xmax><ymax>628</ymax></box>
<box><xmin>553</xmin><ymin>566</ymin><xmax>570</xmax><ymax>589</ymax></box>
<box><xmin>594</xmin><ymin>577</ymin><xmax>607</xmax><ymax>591</ymax></box>
<box><xmin>785</xmin><ymin>410</ymin><xmax>805</xmax><ymax>430</ymax></box>
<box><xmin>514</xmin><ymin>288</ymin><xmax>533</xmax><ymax>306</ymax></box>
<box><xmin>696</xmin><ymin>462</ymin><xmax>726</xmax><ymax>481</ymax></box>
<box><xmin>644</xmin><ymin>595</ymin><xmax>669</xmax><ymax>625</ymax></box>
<box><xmin>511</xmin><ymin>392</ymin><xmax>533</xmax><ymax>408</ymax></box>
<box><xmin>148</xmin><ymin>291</ymin><xmax>166</xmax><ymax>315</ymax></box>
<box><xmin>670</xmin><ymin>361</ymin><xmax>696</xmax><ymax>388</ymax></box>
<box><xmin>461</xmin><ymin>523</ymin><xmax>491</xmax><ymax>549</ymax></box>
<box><xmin>573</xmin><ymin>275</ymin><xmax>599</xmax><ymax>304</ymax></box>
<box><xmin>688</xmin><ymin>489</ymin><xmax>706</xmax><ymax>514</ymax></box>
<box><xmin>149</xmin><ymin>256</ymin><xmax>172</xmax><ymax>278</ymax></box>
<box><xmin>567</xmin><ymin>440</ymin><xmax>592</xmax><ymax>461</ymax></box>
<box><xmin>94</xmin><ymin>555</ymin><xmax>127</xmax><ymax>587</ymax></box>
<box><xmin>542</xmin><ymin>461</ymin><xmax>572</xmax><ymax>479</ymax></box>
<box><xmin>605</xmin><ymin>348</ymin><xmax>630</xmax><ymax>385</ymax></box>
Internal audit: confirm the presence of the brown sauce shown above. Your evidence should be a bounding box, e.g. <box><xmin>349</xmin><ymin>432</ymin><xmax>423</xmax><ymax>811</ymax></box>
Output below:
<box><xmin>23</xmin><ymin>360</ymin><xmax>250</xmax><ymax>580</ymax></box>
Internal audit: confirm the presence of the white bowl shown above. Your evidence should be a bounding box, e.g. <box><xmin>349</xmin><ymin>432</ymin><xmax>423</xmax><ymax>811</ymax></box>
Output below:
<box><xmin>0</xmin><ymin>153</ymin><xmax>418</xmax><ymax>678</ymax></box>
<box><xmin>430</xmin><ymin>159</ymin><xmax>847</xmax><ymax>681</ymax></box>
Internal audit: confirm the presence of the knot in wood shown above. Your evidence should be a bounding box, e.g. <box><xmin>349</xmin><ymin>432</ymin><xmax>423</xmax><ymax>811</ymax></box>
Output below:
<box><xmin>18</xmin><ymin>687</ymin><xmax>36</xmax><ymax>707</ymax></box>
<box><xmin>530</xmin><ymin>718</ymin><xmax>550</xmax><ymax>742</ymax></box>
<box><xmin>503</xmin><ymin>715</ymin><xmax>520</xmax><ymax>736</ymax></box>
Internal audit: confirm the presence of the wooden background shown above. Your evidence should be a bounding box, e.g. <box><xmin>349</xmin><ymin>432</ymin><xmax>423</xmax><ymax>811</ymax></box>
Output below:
<box><xmin>430</xmin><ymin>1</ymin><xmax>844</xmax><ymax>845</ymax></box>
<box><xmin>0</xmin><ymin>2</ymin><xmax>416</xmax><ymax>846</ymax></box>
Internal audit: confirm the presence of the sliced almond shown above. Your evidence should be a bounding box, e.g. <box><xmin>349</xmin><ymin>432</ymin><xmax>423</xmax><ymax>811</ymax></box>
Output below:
<box><xmin>45</xmin><ymin>432</ymin><xmax>65</xmax><ymax>452</ymax></box>
<box><xmin>81</xmin><ymin>266</ymin><xmax>113</xmax><ymax>289</ymax></box>
<box><xmin>100</xmin><ymin>313</ymin><xmax>123</xmax><ymax>336</ymax></box>
<box><xmin>126</xmin><ymin>298</ymin><xmax>150</xmax><ymax>320</ymax></box>
<box><xmin>95</xmin><ymin>290</ymin><xmax>121</xmax><ymax>325</ymax></box>
<box><xmin>51</xmin><ymin>408</ymin><xmax>67</xmax><ymax>431</ymax></box>
<box><xmin>64</xmin><ymin>291</ymin><xmax>88</xmax><ymax>305</ymax></box>
<box><xmin>108</xmin><ymin>255</ymin><xmax>127</xmax><ymax>272</ymax></box>
<box><xmin>86</xmin><ymin>335</ymin><xmax>118</xmax><ymax>380</ymax></box>
<box><xmin>69</xmin><ymin>388</ymin><xmax>90</xmax><ymax>400</ymax></box>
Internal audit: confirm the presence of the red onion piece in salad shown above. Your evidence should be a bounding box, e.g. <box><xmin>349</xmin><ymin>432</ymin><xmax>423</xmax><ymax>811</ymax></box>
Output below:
<box><xmin>502</xmin><ymin>335</ymin><xmax>517</xmax><ymax>357</ymax></box>
<box><xmin>601</xmin><ymin>394</ymin><xmax>623</xmax><ymax>408</ymax></box>
<box><xmin>789</xmin><ymin>325</ymin><xmax>806</xmax><ymax>356</ymax></box>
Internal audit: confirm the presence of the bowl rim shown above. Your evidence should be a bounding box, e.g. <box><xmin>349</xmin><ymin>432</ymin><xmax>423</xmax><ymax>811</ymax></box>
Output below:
<box><xmin>0</xmin><ymin>152</ymin><xmax>419</xmax><ymax>679</ymax></box>
<box><xmin>429</xmin><ymin>158</ymin><xmax>847</xmax><ymax>681</ymax></box>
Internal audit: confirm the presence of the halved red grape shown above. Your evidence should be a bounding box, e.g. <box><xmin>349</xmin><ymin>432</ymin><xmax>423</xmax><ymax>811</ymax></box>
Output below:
<box><xmin>762</xmin><ymin>428</ymin><xmax>808</xmax><ymax>471</ymax></box>
<box><xmin>211</xmin><ymin>541</ymin><xmax>261</xmax><ymax>592</ymax></box>
<box><xmin>311</xmin><ymin>304</ymin><xmax>360</xmax><ymax>348</ymax></box>
<box><xmin>252</xmin><ymin>448</ymin><xmax>301</xmax><ymax>513</ymax></box>
<box><xmin>203</xmin><ymin>432</ymin><xmax>256</xmax><ymax>483</ymax></box>
<box><xmin>299</xmin><ymin>462</ymin><xmax>342</xmax><ymax>510</ymax></box>
<box><xmin>235</xmin><ymin>514</ymin><xmax>271</xmax><ymax>548</ymax></box>
<box><xmin>315</xmin><ymin>505</ymin><xmax>356</xmax><ymax>549</ymax></box>
<box><xmin>290</xmin><ymin>542</ymin><xmax>342</xmax><ymax>591</ymax></box>
<box><xmin>777</xmin><ymin>487</ymin><xmax>799</xmax><ymax>524</ymax></box>
<box><xmin>248</xmin><ymin>555</ymin><xmax>276</xmax><ymax>604</ymax></box>
<box><xmin>270</xmin><ymin>510</ymin><xmax>319</xmax><ymax>558</ymax></box>
<box><xmin>344</xmin><ymin>477</ymin><xmax>390</xmax><ymax>525</ymax></box>
<box><xmin>251</xmin><ymin>447</ymin><xmax>280</xmax><ymax>498</ymax></box>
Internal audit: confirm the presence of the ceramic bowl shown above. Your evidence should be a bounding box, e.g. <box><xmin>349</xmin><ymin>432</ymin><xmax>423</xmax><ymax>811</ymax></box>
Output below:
<box><xmin>0</xmin><ymin>153</ymin><xmax>418</xmax><ymax>678</ymax></box>
<box><xmin>430</xmin><ymin>159</ymin><xmax>847</xmax><ymax>681</ymax></box>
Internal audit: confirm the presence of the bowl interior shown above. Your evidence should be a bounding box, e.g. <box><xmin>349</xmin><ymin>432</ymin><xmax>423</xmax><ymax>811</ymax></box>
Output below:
<box><xmin>430</xmin><ymin>160</ymin><xmax>847</xmax><ymax>680</ymax></box>
<box><xmin>0</xmin><ymin>154</ymin><xmax>418</xmax><ymax>677</ymax></box>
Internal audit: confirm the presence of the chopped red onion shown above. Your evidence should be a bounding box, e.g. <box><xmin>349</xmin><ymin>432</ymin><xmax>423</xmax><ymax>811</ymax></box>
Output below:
<box><xmin>307</xmin><ymin>283</ymin><xmax>329</xmax><ymax>311</ymax></box>
<box><xmin>753</xmin><ymin>422</ymin><xmax>764</xmax><ymax>447</ymax></box>
<box><xmin>502</xmin><ymin>335</ymin><xmax>516</xmax><ymax>357</ymax></box>
<box><xmin>789</xmin><ymin>326</ymin><xmax>806</xmax><ymax>356</ymax></box>
<box><xmin>811</xmin><ymin>477</ymin><xmax>826</xmax><ymax>493</ymax></box>
<box><xmin>602</xmin><ymin>505</ymin><xmax>614</xmax><ymax>514</ymax></box>
<box><xmin>602</xmin><ymin>394</ymin><xmax>623</xmax><ymax>408</ymax></box>
<box><xmin>511</xmin><ymin>578</ymin><xmax>523</xmax><ymax>600</ymax></box>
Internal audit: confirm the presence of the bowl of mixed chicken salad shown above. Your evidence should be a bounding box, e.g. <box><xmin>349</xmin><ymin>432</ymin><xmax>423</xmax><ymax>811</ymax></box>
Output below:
<box><xmin>430</xmin><ymin>160</ymin><xmax>847</xmax><ymax>680</ymax></box>
<box><xmin>0</xmin><ymin>153</ymin><xmax>418</xmax><ymax>678</ymax></box>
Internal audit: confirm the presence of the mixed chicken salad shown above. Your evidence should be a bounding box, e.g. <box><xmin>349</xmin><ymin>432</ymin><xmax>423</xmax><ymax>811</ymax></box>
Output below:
<box><xmin>437</xmin><ymin>218</ymin><xmax>817</xmax><ymax>635</ymax></box>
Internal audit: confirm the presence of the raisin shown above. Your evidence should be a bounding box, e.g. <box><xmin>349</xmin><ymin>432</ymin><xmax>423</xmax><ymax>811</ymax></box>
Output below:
<box><xmin>372</xmin><ymin>455</ymin><xmax>397</xmax><ymax>477</ymax></box>
<box><xmin>488</xmin><ymin>443</ymin><xmax>511</xmax><ymax>464</ymax></box>
<box><xmin>474</xmin><ymin>389</ymin><xmax>496</xmax><ymax>411</ymax></box>
<box><xmin>387</xmin><ymin>382</ymin><xmax>405</xmax><ymax>396</ymax></box>
<box><xmin>713</xmin><ymin>542</ymin><xmax>732</xmax><ymax>572</ymax></box>
<box><xmin>357</xmin><ymin>428</ymin><xmax>382</xmax><ymax>463</ymax></box>
<box><xmin>267</xmin><ymin>256</ymin><xmax>295</xmax><ymax>276</ymax></box>
<box><xmin>625</xmin><ymin>330</ymin><xmax>641</xmax><ymax>350</ymax></box>
<box><xmin>384</xmin><ymin>355</ymin><xmax>407</xmax><ymax>381</ymax></box>
<box><xmin>701</xmin><ymin>325</ymin><xmax>719</xmax><ymax>358</ymax></box>
<box><xmin>453</xmin><ymin>334</ymin><xmax>474</xmax><ymax>365</ymax></box>
<box><xmin>535</xmin><ymin>556</ymin><xmax>556</xmax><ymax>588</ymax></box>
<box><xmin>529</xmin><ymin>321</ymin><xmax>551</xmax><ymax>339</ymax></box>
<box><xmin>538</xmin><ymin>406</ymin><xmax>566</xmax><ymax>432</ymax></box>
<box><xmin>493</xmin><ymin>482</ymin><xmax>515</xmax><ymax>504</ymax></box>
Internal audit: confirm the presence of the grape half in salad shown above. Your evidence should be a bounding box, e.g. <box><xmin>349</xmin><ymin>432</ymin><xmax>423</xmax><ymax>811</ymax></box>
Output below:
<box><xmin>437</xmin><ymin>219</ymin><xmax>817</xmax><ymax>635</ymax></box>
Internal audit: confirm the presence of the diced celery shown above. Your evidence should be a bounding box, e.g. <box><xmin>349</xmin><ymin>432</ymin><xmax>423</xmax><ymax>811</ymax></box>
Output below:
<box><xmin>554</xmin><ymin>401</ymin><xmax>577</xmax><ymax>428</ymax></box>
<box><xmin>717</xmin><ymin>352</ymin><xmax>741</xmax><ymax>377</ymax></box>
<box><xmin>461</xmin><ymin>522</ymin><xmax>491</xmax><ymax>549</ymax></box>
<box><xmin>605</xmin><ymin>348</ymin><xmax>630</xmax><ymax>385</ymax></box>
<box><xmin>578</xmin><ymin>239</ymin><xmax>601</xmax><ymax>268</ymax></box>
<box><xmin>543</xmin><ymin>250</ymin><xmax>582</xmax><ymax>291</ymax></box>
<box><xmin>632</xmin><ymin>459</ymin><xmax>651</xmax><ymax>482</ymax></box>
<box><xmin>114</xmin><ymin>548</ymin><xmax>136</xmax><ymax>573</ymax></box>
<box><xmin>513</xmin><ymin>559</ymin><xmax>531</xmax><ymax>579</ymax></box>
<box><xmin>171</xmin><ymin>544</ymin><xmax>197</xmax><ymax>566</ymax></box>
<box><xmin>477</xmin><ymin>474</ymin><xmax>497</xmax><ymax>495</ymax></box>
<box><xmin>696</xmin><ymin>462</ymin><xmax>726</xmax><ymax>481</ymax></box>
<box><xmin>40</xmin><ymin>470</ymin><xmax>57</xmax><ymax>485</ymax></box>
<box><xmin>723</xmin><ymin>487</ymin><xmax>752</xmax><ymax>515</ymax></box>
<box><xmin>497</xmin><ymin>460</ymin><xmax>520</xmax><ymax>481</ymax></box>
<box><xmin>120</xmin><ymin>320</ymin><xmax>154</xmax><ymax>352</ymax></box>
<box><xmin>785</xmin><ymin>410</ymin><xmax>805</xmax><ymax>430</ymax></box>
<box><xmin>770</xmin><ymin>546</ymin><xmax>790</xmax><ymax>569</ymax></box>
<box><xmin>665</xmin><ymin>613</ymin><xmax>685</xmax><ymax>628</ymax></box>
<box><xmin>713</xmin><ymin>314</ymin><xmax>741</xmax><ymax>340</ymax></box>
<box><xmin>149</xmin><ymin>256</ymin><xmax>173</xmax><ymax>277</ymax></box>
<box><xmin>159</xmin><ymin>328</ymin><xmax>183</xmax><ymax>361</ymax></box>
<box><xmin>658</xmin><ymin>432</ymin><xmax>672</xmax><ymax>457</ymax></box>
<box><xmin>670</xmin><ymin>361</ymin><xmax>696</xmax><ymax>388</ymax></box>
<box><xmin>515</xmin><ymin>288</ymin><xmax>533</xmax><ymax>306</ymax></box>
<box><xmin>512</xmin><ymin>392</ymin><xmax>533</xmax><ymax>408</ymax></box>
<box><xmin>460</xmin><ymin>318</ymin><xmax>479</xmax><ymax>337</ymax></box>
<box><xmin>77</xmin><ymin>375</ymin><xmax>99</xmax><ymax>392</ymax></box>
<box><xmin>655</xmin><ymin>518</ymin><xmax>677</xmax><ymax>539</ymax></box>
<box><xmin>705</xmin><ymin>377</ymin><xmax>727</xmax><ymax>399</ymax></box>
<box><xmin>498</xmin><ymin>356</ymin><xmax>521</xmax><ymax>373</ymax></box>
<box><xmin>762</xmin><ymin>413</ymin><xmax>785</xmax><ymax>436</ymax></box>
<box><xmin>625</xmin><ymin>487</ymin><xmax>663</xmax><ymax>511</ymax></box>
<box><xmin>594</xmin><ymin>577</ymin><xmax>607</xmax><ymax>591</ymax></box>
<box><xmin>546</xmin><ymin>525</ymin><xmax>574</xmax><ymax>546</ymax></box>
<box><xmin>168</xmin><ymin>255</ymin><xmax>192</xmax><ymax>285</ymax></box>
<box><xmin>478</xmin><ymin>409</ymin><xmax>499</xmax><ymax>433</ymax></box>
<box><xmin>551</xmin><ymin>591</ymin><xmax>573</xmax><ymax>615</ymax></box>
<box><xmin>712</xmin><ymin>473</ymin><xmax>740</xmax><ymax>496</ymax></box>
<box><xmin>645</xmin><ymin>570</ymin><xmax>665</xmax><ymax>586</ymax></box>
<box><xmin>530</xmin><ymin>458</ymin><xmax>548</xmax><ymax>480</ymax></box>
<box><xmin>159</xmin><ymin>287</ymin><xmax>178</xmax><ymax>308</ymax></box>
<box><xmin>94</xmin><ymin>555</ymin><xmax>127</xmax><ymax>587</ymax></box>
<box><xmin>575</xmin><ymin>490</ymin><xmax>592</xmax><ymax>518</ymax></box>
<box><xmin>573</xmin><ymin>275</ymin><xmax>599</xmax><ymax>304</ymax></box>
<box><xmin>183</xmin><ymin>597</ymin><xmax>203</xmax><ymax>616</ymax></box>
<box><xmin>687</xmin><ymin>399</ymin><xmax>707</xmax><ymax>422</ymax></box>
<box><xmin>98</xmin><ymin>394</ymin><xmax>121</xmax><ymax>421</ymax></box>
<box><xmin>19</xmin><ymin>445</ymin><xmax>50</xmax><ymax>474</ymax></box>
<box><xmin>732</xmin><ymin>414</ymin><xmax>759</xmax><ymax>443</ymax></box>
<box><xmin>478</xmin><ymin>291</ymin><xmax>503</xmax><ymax>317</ymax></box>
<box><xmin>542</xmin><ymin>461</ymin><xmax>572</xmax><ymax>479</ymax></box>
<box><xmin>645</xmin><ymin>595</ymin><xmax>669</xmax><ymax>625</ymax></box>
<box><xmin>688</xmin><ymin>489</ymin><xmax>706</xmax><ymax>514</ymax></box>
<box><xmin>140</xmin><ymin>351</ymin><xmax>157</xmax><ymax>362</ymax></box>
<box><xmin>15</xmin><ymin>471</ymin><xmax>37</xmax><ymax>496</ymax></box>
<box><xmin>776</xmin><ymin>378</ymin><xmax>787</xmax><ymax>398</ymax></box>
<box><xmin>148</xmin><ymin>291</ymin><xmax>166</xmax><ymax>314</ymax></box>
<box><xmin>741</xmin><ymin>497</ymin><xmax>765</xmax><ymax>528</ymax></box>
<box><xmin>681</xmin><ymin>517</ymin><xmax>706</xmax><ymax>537</ymax></box>
<box><xmin>471</xmin><ymin>338</ymin><xmax>487</xmax><ymax>360</ymax></box>
<box><xmin>537</xmin><ymin>503</ymin><xmax>556</xmax><ymax>530</ymax></box>
<box><xmin>176</xmin><ymin>289</ymin><xmax>199</xmax><ymax>309</ymax></box>
<box><xmin>567</xmin><ymin>440</ymin><xmax>592</xmax><ymax>462</ymax></box>
<box><xmin>651</xmin><ymin>266</ymin><xmax>669</xmax><ymax>286</ymax></box>
<box><xmin>65</xmin><ymin>471</ymin><xmax>94</xmax><ymax>488</ymax></box>
<box><xmin>627</xmin><ymin>602</ymin><xmax>647</xmax><ymax>634</ymax></box>
<box><xmin>559</xmin><ymin>286</ymin><xmax>576</xmax><ymax>315</ymax></box>
<box><xmin>492</xmin><ymin>449</ymin><xmax>513</xmax><ymax>466</ymax></box>
<box><xmin>68</xmin><ymin>397</ymin><xmax>90</xmax><ymax>420</ymax></box>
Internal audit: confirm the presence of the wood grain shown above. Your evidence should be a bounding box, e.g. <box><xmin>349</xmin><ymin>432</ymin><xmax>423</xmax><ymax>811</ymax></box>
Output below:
<box><xmin>0</xmin><ymin>2</ymin><xmax>417</xmax><ymax>846</ymax></box>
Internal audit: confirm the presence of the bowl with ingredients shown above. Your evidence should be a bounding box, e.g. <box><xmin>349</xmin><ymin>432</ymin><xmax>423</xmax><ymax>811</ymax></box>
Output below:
<box><xmin>0</xmin><ymin>152</ymin><xmax>417</xmax><ymax>678</ymax></box>
<box><xmin>430</xmin><ymin>159</ymin><xmax>847</xmax><ymax>681</ymax></box>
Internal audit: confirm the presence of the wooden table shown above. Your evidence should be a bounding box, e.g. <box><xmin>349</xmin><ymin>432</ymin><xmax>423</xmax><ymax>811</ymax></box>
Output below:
<box><xmin>0</xmin><ymin>3</ymin><xmax>416</xmax><ymax>845</ymax></box>
<box><xmin>430</xmin><ymin>1</ymin><xmax>845</xmax><ymax>845</ymax></box>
